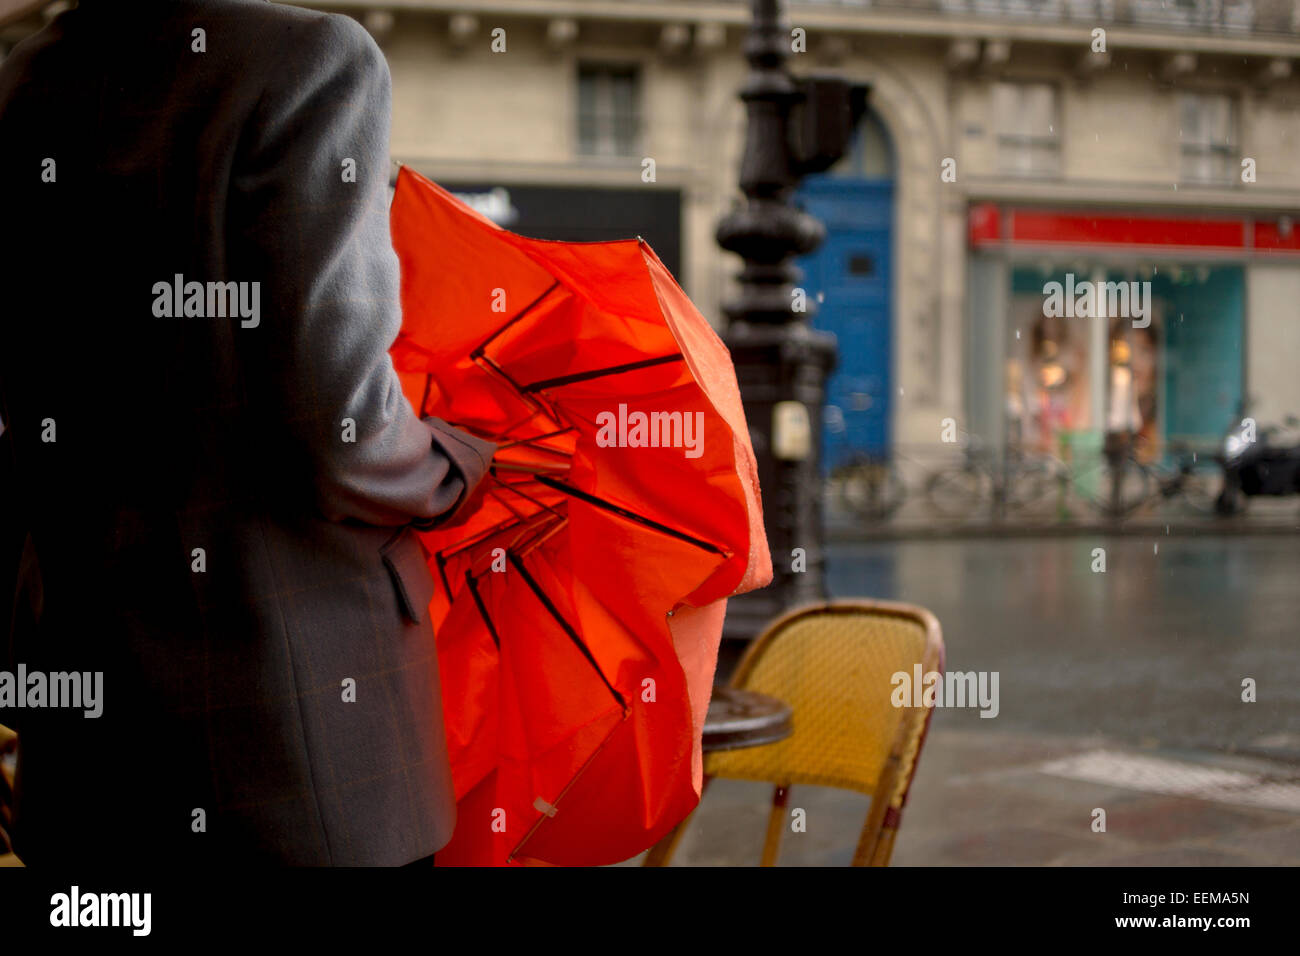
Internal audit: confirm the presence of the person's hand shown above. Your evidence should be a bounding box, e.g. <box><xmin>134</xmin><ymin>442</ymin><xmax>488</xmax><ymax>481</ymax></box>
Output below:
<box><xmin>432</xmin><ymin>469</ymin><xmax>494</xmax><ymax>532</ymax></box>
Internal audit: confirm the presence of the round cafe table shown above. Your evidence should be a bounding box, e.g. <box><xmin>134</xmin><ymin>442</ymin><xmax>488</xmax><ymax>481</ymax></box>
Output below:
<box><xmin>701</xmin><ymin>686</ymin><xmax>794</xmax><ymax>753</ymax></box>
<box><xmin>641</xmin><ymin>687</ymin><xmax>792</xmax><ymax>865</ymax></box>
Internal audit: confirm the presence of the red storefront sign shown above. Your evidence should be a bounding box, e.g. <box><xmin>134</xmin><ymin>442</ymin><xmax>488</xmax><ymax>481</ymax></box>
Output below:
<box><xmin>969</xmin><ymin>203</ymin><xmax>1300</xmax><ymax>255</ymax></box>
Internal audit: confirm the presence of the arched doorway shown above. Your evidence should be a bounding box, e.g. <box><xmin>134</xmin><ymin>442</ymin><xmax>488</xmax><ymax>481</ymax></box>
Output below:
<box><xmin>795</xmin><ymin>109</ymin><xmax>896</xmax><ymax>472</ymax></box>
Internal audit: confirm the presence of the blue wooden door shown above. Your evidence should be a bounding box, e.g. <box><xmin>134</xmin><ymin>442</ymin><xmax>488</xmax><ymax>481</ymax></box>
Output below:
<box><xmin>795</xmin><ymin>177</ymin><xmax>894</xmax><ymax>471</ymax></box>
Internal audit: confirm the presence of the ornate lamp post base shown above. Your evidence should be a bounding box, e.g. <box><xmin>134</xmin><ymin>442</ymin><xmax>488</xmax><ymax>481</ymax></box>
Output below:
<box><xmin>716</xmin><ymin>0</ymin><xmax>866</xmax><ymax>645</ymax></box>
<box><xmin>722</xmin><ymin>320</ymin><xmax>837</xmax><ymax>643</ymax></box>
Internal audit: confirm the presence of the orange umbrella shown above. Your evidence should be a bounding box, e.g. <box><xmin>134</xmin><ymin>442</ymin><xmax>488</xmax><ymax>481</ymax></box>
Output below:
<box><xmin>389</xmin><ymin>167</ymin><xmax>771</xmax><ymax>866</ymax></box>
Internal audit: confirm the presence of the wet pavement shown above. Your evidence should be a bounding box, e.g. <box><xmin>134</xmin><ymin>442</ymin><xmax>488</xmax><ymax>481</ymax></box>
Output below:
<box><xmin>825</xmin><ymin>534</ymin><xmax>1300</xmax><ymax>758</ymax></box>
<box><xmin>657</xmin><ymin>729</ymin><xmax>1300</xmax><ymax>866</ymax></box>
<box><xmin>637</xmin><ymin>534</ymin><xmax>1300</xmax><ymax>865</ymax></box>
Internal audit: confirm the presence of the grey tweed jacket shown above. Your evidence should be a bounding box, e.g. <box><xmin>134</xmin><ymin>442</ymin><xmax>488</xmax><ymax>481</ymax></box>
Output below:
<box><xmin>0</xmin><ymin>0</ymin><xmax>493</xmax><ymax>865</ymax></box>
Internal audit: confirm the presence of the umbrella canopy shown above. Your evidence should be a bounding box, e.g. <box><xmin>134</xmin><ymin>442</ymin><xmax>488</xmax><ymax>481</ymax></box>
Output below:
<box><xmin>389</xmin><ymin>167</ymin><xmax>771</xmax><ymax>866</ymax></box>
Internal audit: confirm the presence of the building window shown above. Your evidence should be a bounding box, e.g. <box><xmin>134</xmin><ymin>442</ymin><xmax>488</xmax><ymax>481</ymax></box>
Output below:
<box><xmin>577</xmin><ymin>64</ymin><xmax>640</xmax><ymax>158</ymax></box>
<box><xmin>827</xmin><ymin>109</ymin><xmax>895</xmax><ymax>179</ymax></box>
<box><xmin>1178</xmin><ymin>93</ymin><xmax>1236</xmax><ymax>184</ymax></box>
<box><xmin>992</xmin><ymin>81</ymin><xmax>1060</xmax><ymax>177</ymax></box>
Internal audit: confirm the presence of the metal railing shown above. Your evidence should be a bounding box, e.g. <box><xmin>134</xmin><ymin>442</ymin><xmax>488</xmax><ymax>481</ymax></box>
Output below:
<box><xmin>759</xmin><ymin>0</ymin><xmax>1296</xmax><ymax>38</ymax></box>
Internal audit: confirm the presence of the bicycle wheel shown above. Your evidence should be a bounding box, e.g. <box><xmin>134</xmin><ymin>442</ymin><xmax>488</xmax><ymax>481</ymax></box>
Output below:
<box><xmin>1177</xmin><ymin>459</ymin><xmax>1224</xmax><ymax>515</ymax></box>
<box><xmin>1082</xmin><ymin>458</ymin><xmax>1153</xmax><ymax>518</ymax></box>
<box><xmin>1004</xmin><ymin>458</ymin><xmax>1065</xmax><ymax>515</ymax></box>
<box><xmin>838</xmin><ymin>461</ymin><xmax>906</xmax><ymax>522</ymax></box>
<box><xmin>924</xmin><ymin>466</ymin><xmax>990</xmax><ymax>520</ymax></box>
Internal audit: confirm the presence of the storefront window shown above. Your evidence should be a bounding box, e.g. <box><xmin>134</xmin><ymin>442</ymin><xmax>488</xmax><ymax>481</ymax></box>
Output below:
<box><xmin>1004</xmin><ymin>263</ymin><xmax>1242</xmax><ymax>462</ymax></box>
<box><xmin>1006</xmin><ymin>268</ymin><xmax>1093</xmax><ymax>456</ymax></box>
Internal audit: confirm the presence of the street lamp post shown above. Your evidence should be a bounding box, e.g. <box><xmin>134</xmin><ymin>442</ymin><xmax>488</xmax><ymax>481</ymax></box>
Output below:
<box><xmin>717</xmin><ymin>0</ymin><xmax>867</xmax><ymax>644</ymax></box>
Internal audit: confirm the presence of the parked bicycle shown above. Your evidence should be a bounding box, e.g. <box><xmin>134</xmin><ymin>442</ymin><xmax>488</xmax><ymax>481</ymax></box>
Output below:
<box><xmin>833</xmin><ymin>454</ymin><xmax>907</xmax><ymax>523</ymax></box>
<box><xmin>1074</xmin><ymin>437</ymin><xmax>1221</xmax><ymax>519</ymax></box>
<box><xmin>922</xmin><ymin>437</ymin><xmax>1066</xmax><ymax>520</ymax></box>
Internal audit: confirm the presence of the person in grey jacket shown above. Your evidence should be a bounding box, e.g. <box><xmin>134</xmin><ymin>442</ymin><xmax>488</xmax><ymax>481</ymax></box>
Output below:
<box><xmin>0</xmin><ymin>0</ymin><xmax>493</xmax><ymax>865</ymax></box>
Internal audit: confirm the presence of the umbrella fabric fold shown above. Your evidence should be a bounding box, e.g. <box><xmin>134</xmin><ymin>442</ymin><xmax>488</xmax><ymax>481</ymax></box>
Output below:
<box><xmin>389</xmin><ymin>167</ymin><xmax>771</xmax><ymax>865</ymax></box>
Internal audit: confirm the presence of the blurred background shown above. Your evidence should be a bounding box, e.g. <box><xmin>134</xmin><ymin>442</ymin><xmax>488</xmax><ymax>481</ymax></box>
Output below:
<box><xmin>8</xmin><ymin>1</ymin><xmax>1300</xmax><ymax>529</ymax></box>
<box><xmin>4</xmin><ymin>0</ymin><xmax>1299</xmax><ymax>866</ymax></box>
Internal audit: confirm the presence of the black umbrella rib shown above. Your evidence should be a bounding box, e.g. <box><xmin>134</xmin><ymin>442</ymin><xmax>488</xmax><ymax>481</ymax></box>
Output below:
<box><xmin>433</xmin><ymin>551</ymin><xmax>452</xmax><ymax>597</ymax></box>
<box><xmin>521</xmin><ymin>353</ymin><xmax>683</xmax><ymax>393</ymax></box>
<box><xmin>532</xmin><ymin>474</ymin><xmax>729</xmax><ymax>556</ymax></box>
<box><xmin>420</xmin><ymin>374</ymin><xmax>434</xmax><ymax>417</ymax></box>
<box><xmin>495</xmin><ymin>426</ymin><xmax>577</xmax><ymax>451</ymax></box>
<box><xmin>465</xmin><ymin>570</ymin><xmax>501</xmax><ymax>649</ymax></box>
<box><xmin>507</xmin><ymin>552</ymin><xmax>627</xmax><ymax>711</ymax></box>
<box><xmin>470</xmin><ymin>280</ymin><xmax>562</xmax><ymax>359</ymax></box>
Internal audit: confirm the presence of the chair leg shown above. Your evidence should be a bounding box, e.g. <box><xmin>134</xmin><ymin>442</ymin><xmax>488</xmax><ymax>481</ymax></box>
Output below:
<box><xmin>853</xmin><ymin>750</ymin><xmax>904</xmax><ymax>866</ymax></box>
<box><xmin>642</xmin><ymin>814</ymin><xmax>692</xmax><ymax>867</ymax></box>
<box><xmin>642</xmin><ymin>777</ymin><xmax>712</xmax><ymax>866</ymax></box>
<box><xmin>870</xmin><ymin>824</ymin><xmax>900</xmax><ymax>866</ymax></box>
<box><xmin>760</xmin><ymin>785</ymin><xmax>789</xmax><ymax>867</ymax></box>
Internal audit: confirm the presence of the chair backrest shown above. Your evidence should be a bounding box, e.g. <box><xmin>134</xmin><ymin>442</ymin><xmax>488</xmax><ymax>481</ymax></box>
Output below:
<box><xmin>706</xmin><ymin>600</ymin><xmax>944</xmax><ymax>866</ymax></box>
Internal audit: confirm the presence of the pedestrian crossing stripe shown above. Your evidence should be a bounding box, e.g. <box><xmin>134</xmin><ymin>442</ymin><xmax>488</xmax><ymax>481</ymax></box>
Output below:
<box><xmin>1037</xmin><ymin>749</ymin><xmax>1300</xmax><ymax>813</ymax></box>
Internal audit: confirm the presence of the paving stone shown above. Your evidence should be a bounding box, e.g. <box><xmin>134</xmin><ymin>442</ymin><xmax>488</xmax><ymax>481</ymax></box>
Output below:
<box><xmin>1206</xmin><ymin>823</ymin><xmax>1300</xmax><ymax>864</ymax></box>
<box><xmin>905</xmin><ymin>825</ymin><xmax>1100</xmax><ymax>866</ymax></box>
<box><xmin>1102</xmin><ymin>795</ymin><xmax>1288</xmax><ymax>846</ymax></box>
<box><xmin>1079</xmin><ymin>847</ymin><xmax>1258</xmax><ymax>867</ymax></box>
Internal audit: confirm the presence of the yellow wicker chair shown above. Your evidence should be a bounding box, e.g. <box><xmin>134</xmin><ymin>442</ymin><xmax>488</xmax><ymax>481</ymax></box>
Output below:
<box><xmin>645</xmin><ymin>599</ymin><xmax>944</xmax><ymax>866</ymax></box>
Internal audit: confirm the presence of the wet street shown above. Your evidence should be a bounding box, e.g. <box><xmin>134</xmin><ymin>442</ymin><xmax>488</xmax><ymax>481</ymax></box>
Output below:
<box><xmin>645</xmin><ymin>533</ymin><xmax>1300</xmax><ymax>865</ymax></box>
<box><xmin>826</xmin><ymin>534</ymin><xmax>1300</xmax><ymax>756</ymax></box>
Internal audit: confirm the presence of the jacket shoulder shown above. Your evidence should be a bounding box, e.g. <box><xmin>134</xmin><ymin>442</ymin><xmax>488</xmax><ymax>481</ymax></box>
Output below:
<box><xmin>238</xmin><ymin>4</ymin><xmax>385</xmax><ymax>75</ymax></box>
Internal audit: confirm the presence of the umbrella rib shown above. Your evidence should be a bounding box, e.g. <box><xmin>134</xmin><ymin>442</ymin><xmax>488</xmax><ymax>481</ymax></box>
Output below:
<box><xmin>472</xmin><ymin>354</ymin><xmax>566</xmax><ymax>429</ymax></box>
<box><xmin>489</xmin><ymin>472</ymin><xmax>567</xmax><ymax>525</ymax></box>
<box><xmin>420</xmin><ymin>373</ymin><xmax>434</xmax><ymax>417</ymax></box>
<box><xmin>532</xmin><ymin>474</ymin><xmax>730</xmax><ymax>557</ymax></box>
<box><xmin>470</xmin><ymin>279</ymin><xmax>562</xmax><ymax>359</ymax></box>
<box><xmin>515</xmin><ymin>514</ymin><xmax>568</xmax><ymax>558</ymax></box>
<box><xmin>495</xmin><ymin>426</ymin><xmax>577</xmax><ymax>455</ymax></box>
<box><xmin>474</xmin><ymin>354</ymin><xmax>532</xmax><ymax>404</ymax></box>
<box><xmin>497</xmin><ymin>426</ymin><xmax>575</xmax><ymax>448</ymax></box>
<box><xmin>507</xmin><ymin>552</ymin><xmax>627</xmax><ymax>712</ymax></box>
<box><xmin>464</xmin><ymin>570</ymin><xmax>501</xmax><ymax>649</ymax></box>
<box><xmin>490</xmin><ymin>460</ymin><xmax>570</xmax><ymax>476</ymax></box>
<box><xmin>485</xmin><ymin>479</ymin><xmax>537</xmax><ymax>524</ymax></box>
<box><xmin>432</xmin><ymin>512</ymin><xmax>531</xmax><ymax>560</ymax></box>
<box><xmin>520</xmin><ymin>353</ymin><xmax>683</xmax><ymax>393</ymax></box>
<box><xmin>433</xmin><ymin>550</ymin><xmax>451</xmax><ymax>597</ymax></box>
<box><xmin>506</xmin><ymin>712</ymin><xmax>629</xmax><ymax>864</ymax></box>
<box><xmin>504</xmin><ymin>513</ymin><xmax>568</xmax><ymax>561</ymax></box>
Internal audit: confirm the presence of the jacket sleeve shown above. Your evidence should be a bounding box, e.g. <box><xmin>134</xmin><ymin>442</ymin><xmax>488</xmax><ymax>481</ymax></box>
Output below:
<box><xmin>228</xmin><ymin>13</ymin><xmax>494</xmax><ymax>526</ymax></box>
